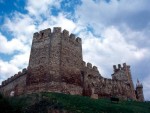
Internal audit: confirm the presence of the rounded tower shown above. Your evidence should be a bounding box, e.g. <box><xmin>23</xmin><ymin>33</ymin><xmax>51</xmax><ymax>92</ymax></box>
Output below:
<box><xmin>136</xmin><ymin>79</ymin><xmax>144</xmax><ymax>101</ymax></box>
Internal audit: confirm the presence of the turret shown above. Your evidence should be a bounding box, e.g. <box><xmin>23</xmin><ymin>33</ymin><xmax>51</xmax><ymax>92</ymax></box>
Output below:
<box><xmin>136</xmin><ymin>79</ymin><xmax>143</xmax><ymax>88</ymax></box>
<box><xmin>136</xmin><ymin>79</ymin><xmax>144</xmax><ymax>101</ymax></box>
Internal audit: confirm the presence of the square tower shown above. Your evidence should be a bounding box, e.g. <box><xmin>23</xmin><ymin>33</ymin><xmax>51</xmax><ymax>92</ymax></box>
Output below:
<box><xmin>112</xmin><ymin>63</ymin><xmax>136</xmax><ymax>99</ymax></box>
<box><xmin>27</xmin><ymin>27</ymin><xmax>83</xmax><ymax>85</ymax></box>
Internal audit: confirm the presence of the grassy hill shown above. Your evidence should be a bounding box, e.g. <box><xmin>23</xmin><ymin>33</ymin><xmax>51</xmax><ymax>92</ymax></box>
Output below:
<box><xmin>0</xmin><ymin>92</ymin><xmax>150</xmax><ymax>113</ymax></box>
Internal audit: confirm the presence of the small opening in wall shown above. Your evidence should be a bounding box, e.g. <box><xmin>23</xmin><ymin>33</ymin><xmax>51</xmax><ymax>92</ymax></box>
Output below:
<box><xmin>88</xmin><ymin>74</ymin><xmax>93</xmax><ymax>78</ymax></box>
<box><xmin>41</xmin><ymin>32</ymin><xmax>44</xmax><ymax>37</ymax></box>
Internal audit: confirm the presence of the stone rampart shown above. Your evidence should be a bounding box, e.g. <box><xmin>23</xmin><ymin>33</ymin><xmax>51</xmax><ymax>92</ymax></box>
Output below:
<box><xmin>0</xmin><ymin>27</ymin><xmax>143</xmax><ymax>101</ymax></box>
<box><xmin>1</xmin><ymin>68</ymin><xmax>27</xmax><ymax>87</ymax></box>
<box><xmin>0</xmin><ymin>68</ymin><xmax>27</xmax><ymax>96</ymax></box>
<box><xmin>83</xmin><ymin>62</ymin><xmax>101</xmax><ymax>76</ymax></box>
<box><xmin>93</xmin><ymin>77</ymin><xmax>133</xmax><ymax>99</ymax></box>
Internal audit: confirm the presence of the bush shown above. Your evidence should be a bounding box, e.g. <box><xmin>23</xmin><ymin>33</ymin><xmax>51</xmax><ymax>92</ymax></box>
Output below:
<box><xmin>0</xmin><ymin>94</ymin><xmax>13</xmax><ymax>113</ymax></box>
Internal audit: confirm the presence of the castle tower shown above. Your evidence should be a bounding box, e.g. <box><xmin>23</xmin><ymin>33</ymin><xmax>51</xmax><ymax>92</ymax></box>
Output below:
<box><xmin>27</xmin><ymin>27</ymin><xmax>83</xmax><ymax>86</ymax></box>
<box><xmin>111</xmin><ymin>63</ymin><xmax>136</xmax><ymax>99</ymax></box>
<box><xmin>136</xmin><ymin>79</ymin><xmax>144</xmax><ymax>101</ymax></box>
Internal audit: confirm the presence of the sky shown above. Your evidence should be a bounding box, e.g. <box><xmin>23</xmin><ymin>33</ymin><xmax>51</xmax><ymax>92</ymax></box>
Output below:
<box><xmin>0</xmin><ymin>0</ymin><xmax>150</xmax><ymax>100</ymax></box>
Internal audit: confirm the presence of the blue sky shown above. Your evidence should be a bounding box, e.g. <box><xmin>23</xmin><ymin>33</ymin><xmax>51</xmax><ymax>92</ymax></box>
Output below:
<box><xmin>0</xmin><ymin>0</ymin><xmax>150</xmax><ymax>100</ymax></box>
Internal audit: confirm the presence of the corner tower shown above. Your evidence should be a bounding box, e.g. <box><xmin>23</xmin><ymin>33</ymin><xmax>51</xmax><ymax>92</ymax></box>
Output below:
<box><xmin>111</xmin><ymin>63</ymin><xmax>136</xmax><ymax>99</ymax></box>
<box><xmin>136</xmin><ymin>79</ymin><xmax>144</xmax><ymax>101</ymax></box>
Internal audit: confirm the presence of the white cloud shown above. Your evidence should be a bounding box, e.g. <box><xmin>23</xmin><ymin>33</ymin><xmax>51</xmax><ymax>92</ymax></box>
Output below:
<box><xmin>4</xmin><ymin>13</ymin><xmax>36</xmax><ymax>43</ymax></box>
<box><xmin>76</xmin><ymin>0</ymin><xmax>150</xmax><ymax>32</ymax></box>
<box><xmin>0</xmin><ymin>50</ymin><xmax>30</xmax><ymax>84</ymax></box>
<box><xmin>0</xmin><ymin>60</ymin><xmax>19</xmax><ymax>83</ymax></box>
<box><xmin>51</xmin><ymin>13</ymin><xmax>77</xmax><ymax>32</ymax></box>
<box><xmin>37</xmin><ymin>13</ymin><xmax>77</xmax><ymax>32</ymax></box>
<box><xmin>26</xmin><ymin>0</ymin><xmax>62</xmax><ymax>17</ymax></box>
<box><xmin>80</xmin><ymin>26</ymin><xmax>149</xmax><ymax>78</ymax></box>
<box><xmin>10</xmin><ymin>51</ymin><xmax>30</xmax><ymax>68</ymax></box>
<box><xmin>0</xmin><ymin>33</ymin><xmax>29</xmax><ymax>54</ymax></box>
<box><xmin>120</xmin><ymin>25</ymin><xmax>150</xmax><ymax>48</ymax></box>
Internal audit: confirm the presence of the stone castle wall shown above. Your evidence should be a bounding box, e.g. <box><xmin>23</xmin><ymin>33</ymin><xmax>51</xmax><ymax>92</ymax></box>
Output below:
<box><xmin>0</xmin><ymin>27</ymin><xmax>144</xmax><ymax>101</ymax></box>
<box><xmin>112</xmin><ymin>63</ymin><xmax>136</xmax><ymax>99</ymax></box>
<box><xmin>0</xmin><ymin>68</ymin><xmax>27</xmax><ymax>96</ymax></box>
<box><xmin>81</xmin><ymin>62</ymin><xmax>135</xmax><ymax>100</ymax></box>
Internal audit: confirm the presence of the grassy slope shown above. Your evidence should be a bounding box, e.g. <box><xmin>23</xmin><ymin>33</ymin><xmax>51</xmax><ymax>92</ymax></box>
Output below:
<box><xmin>0</xmin><ymin>92</ymin><xmax>150</xmax><ymax>113</ymax></box>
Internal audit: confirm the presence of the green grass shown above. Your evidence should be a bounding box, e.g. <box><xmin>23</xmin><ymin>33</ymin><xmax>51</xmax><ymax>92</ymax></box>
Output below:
<box><xmin>0</xmin><ymin>92</ymin><xmax>150</xmax><ymax>113</ymax></box>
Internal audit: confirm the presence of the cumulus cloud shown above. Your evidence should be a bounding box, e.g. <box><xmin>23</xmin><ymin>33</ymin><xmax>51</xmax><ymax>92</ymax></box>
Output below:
<box><xmin>0</xmin><ymin>60</ymin><xmax>19</xmax><ymax>83</ymax></box>
<box><xmin>37</xmin><ymin>13</ymin><xmax>77</xmax><ymax>32</ymax></box>
<box><xmin>120</xmin><ymin>25</ymin><xmax>150</xmax><ymax>48</ymax></box>
<box><xmin>0</xmin><ymin>33</ymin><xmax>28</xmax><ymax>54</ymax></box>
<box><xmin>26</xmin><ymin>0</ymin><xmax>62</xmax><ymax>17</ymax></box>
<box><xmin>0</xmin><ymin>0</ymin><xmax>77</xmax><ymax>83</ymax></box>
<box><xmin>3</xmin><ymin>13</ymin><xmax>36</xmax><ymax>43</ymax></box>
<box><xmin>80</xmin><ymin>26</ymin><xmax>149</xmax><ymax>77</ymax></box>
<box><xmin>76</xmin><ymin>0</ymin><xmax>150</xmax><ymax>31</ymax></box>
<box><xmin>0</xmin><ymin>50</ymin><xmax>30</xmax><ymax>83</ymax></box>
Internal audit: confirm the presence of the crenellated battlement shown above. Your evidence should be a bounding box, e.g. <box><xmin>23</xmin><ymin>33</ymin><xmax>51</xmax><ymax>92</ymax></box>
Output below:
<box><xmin>33</xmin><ymin>27</ymin><xmax>81</xmax><ymax>45</ymax></box>
<box><xmin>62</xmin><ymin>29</ymin><xmax>82</xmax><ymax>44</ymax></box>
<box><xmin>1</xmin><ymin>68</ymin><xmax>27</xmax><ymax>87</ymax></box>
<box><xmin>83</xmin><ymin>61</ymin><xmax>98</xmax><ymax>72</ymax></box>
<box><xmin>53</xmin><ymin>27</ymin><xmax>61</xmax><ymax>33</ymax></box>
<box><xmin>87</xmin><ymin>62</ymin><xmax>92</xmax><ymax>69</ymax></box>
<box><xmin>0</xmin><ymin>27</ymin><xmax>143</xmax><ymax>101</ymax></box>
<box><xmin>93</xmin><ymin>66</ymin><xmax>98</xmax><ymax>71</ymax></box>
<box><xmin>62</xmin><ymin>29</ymin><xmax>69</xmax><ymax>38</ymax></box>
<box><xmin>33</xmin><ymin>28</ymin><xmax>51</xmax><ymax>40</ymax></box>
<box><xmin>112</xmin><ymin>63</ymin><xmax>132</xmax><ymax>82</ymax></box>
<box><xmin>113</xmin><ymin>63</ymin><xmax>130</xmax><ymax>73</ymax></box>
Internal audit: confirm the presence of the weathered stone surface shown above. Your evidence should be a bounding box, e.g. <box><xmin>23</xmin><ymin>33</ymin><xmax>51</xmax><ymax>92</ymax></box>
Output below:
<box><xmin>0</xmin><ymin>27</ymin><xmax>144</xmax><ymax>102</ymax></box>
<box><xmin>0</xmin><ymin>72</ymin><xmax>26</xmax><ymax>96</ymax></box>
<box><xmin>136</xmin><ymin>80</ymin><xmax>144</xmax><ymax>101</ymax></box>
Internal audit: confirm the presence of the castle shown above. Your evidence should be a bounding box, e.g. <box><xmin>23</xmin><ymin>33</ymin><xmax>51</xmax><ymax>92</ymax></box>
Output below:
<box><xmin>0</xmin><ymin>27</ymin><xmax>144</xmax><ymax>101</ymax></box>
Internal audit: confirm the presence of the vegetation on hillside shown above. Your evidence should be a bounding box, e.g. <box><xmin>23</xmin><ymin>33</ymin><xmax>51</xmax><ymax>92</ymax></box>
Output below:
<box><xmin>0</xmin><ymin>92</ymin><xmax>150</xmax><ymax>113</ymax></box>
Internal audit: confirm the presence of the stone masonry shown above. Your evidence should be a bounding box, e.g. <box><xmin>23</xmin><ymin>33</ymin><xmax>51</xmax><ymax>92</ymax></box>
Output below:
<box><xmin>0</xmin><ymin>27</ymin><xmax>144</xmax><ymax>101</ymax></box>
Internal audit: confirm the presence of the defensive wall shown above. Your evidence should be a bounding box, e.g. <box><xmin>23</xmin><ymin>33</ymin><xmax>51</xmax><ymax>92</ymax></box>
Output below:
<box><xmin>0</xmin><ymin>27</ymin><xmax>144</xmax><ymax>101</ymax></box>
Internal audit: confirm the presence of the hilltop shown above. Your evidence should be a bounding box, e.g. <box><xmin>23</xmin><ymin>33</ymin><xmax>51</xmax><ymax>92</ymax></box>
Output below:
<box><xmin>0</xmin><ymin>92</ymin><xmax>149</xmax><ymax>113</ymax></box>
